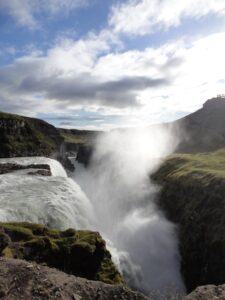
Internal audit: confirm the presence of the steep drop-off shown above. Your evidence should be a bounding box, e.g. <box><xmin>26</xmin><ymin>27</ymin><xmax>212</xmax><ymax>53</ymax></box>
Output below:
<box><xmin>0</xmin><ymin>111</ymin><xmax>63</xmax><ymax>158</ymax></box>
<box><xmin>152</xmin><ymin>149</ymin><xmax>225</xmax><ymax>292</ymax></box>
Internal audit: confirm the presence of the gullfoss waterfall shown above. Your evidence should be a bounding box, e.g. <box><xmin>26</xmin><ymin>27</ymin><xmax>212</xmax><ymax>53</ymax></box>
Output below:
<box><xmin>0</xmin><ymin>127</ymin><xmax>185</xmax><ymax>297</ymax></box>
<box><xmin>73</xmin><ymin>127</ymin><xmax>186</xmax><ymax>297</ymax></box>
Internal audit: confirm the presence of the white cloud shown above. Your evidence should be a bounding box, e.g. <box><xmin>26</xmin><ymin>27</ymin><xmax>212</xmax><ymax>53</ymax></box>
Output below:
<box><xmin>0</xmin><ymin>28</ymin><xmax>225</xmax><ymax>129</ymax></box>
<box><xmin>109</xmin><ymin>0</ymin><xmax>225</xmax><ymax>36</ymax></box>
<box><xmin>0</xmin><ymin>0</ymin><xmax>87</xmax><ymax>28</ymax></box>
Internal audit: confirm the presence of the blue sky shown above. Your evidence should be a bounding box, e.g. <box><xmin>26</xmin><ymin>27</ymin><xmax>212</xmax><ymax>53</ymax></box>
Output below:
<box><xmin>0</xmin><ymin>0</ymin><xmax>225</xmax><ymax>130</ymax></box>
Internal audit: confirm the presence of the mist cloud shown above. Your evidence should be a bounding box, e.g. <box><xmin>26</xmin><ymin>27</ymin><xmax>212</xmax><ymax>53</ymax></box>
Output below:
<box><xmin>74</xmin><ymin>126</ymin><xmax>186</xmax><ymax>297</ymax></box>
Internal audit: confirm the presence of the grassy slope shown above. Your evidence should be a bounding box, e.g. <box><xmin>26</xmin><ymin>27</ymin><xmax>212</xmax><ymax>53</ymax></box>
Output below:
<box><xmin>0</xmin><ymin>111</ymin><xmax>61</xmax><ymax>157</ymax></box>
<box><xmin>156</xmin><ymin>149</ymin><xmax>225</xmax><ymax>184</ymax></box>
<box><xmin>58</xmin><ymin>129</ymin><xmax>89</xmax><ymax>144</ymax></box>
<box><xmin>58</xmin><ymin>128</ymin><xmax>101</xmax><ymax>146</ymax></box>
<box><xmin>153</xmin><ymin>149</ymin><xmax>225</xmax><ymax>292</ymax></box>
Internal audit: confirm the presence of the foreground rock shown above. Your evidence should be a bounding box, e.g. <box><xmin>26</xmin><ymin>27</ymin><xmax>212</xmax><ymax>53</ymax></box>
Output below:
<box><xmin>184</xmin><ymin>284</ymin><xmax>225</xmax><ymax>299</ymax></box>
<box><xmin>0</xmin><ymin>222</ymin><xmax>123</xmax><ymax>285</ymax></box>
<box><xmin>0</xmin><ymin>257</ymin><xmax>149</xmax><ymax>300</ymax></box>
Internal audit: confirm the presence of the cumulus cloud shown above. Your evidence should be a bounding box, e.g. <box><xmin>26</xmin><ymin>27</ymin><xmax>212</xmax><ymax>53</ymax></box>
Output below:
<box><xmin>0</xmin><ymin>27</ymin><xmax>225</xmax><ymax>129</ymax></box>
<box><xmin>109</xmin><ymin>0</ymin><xmax>225</xmax><ymax>36</ymax></box>
<box><xmin>0</xmin><ymin>0</ymin><xmax>87</xmax><ymax>28</ymax></box>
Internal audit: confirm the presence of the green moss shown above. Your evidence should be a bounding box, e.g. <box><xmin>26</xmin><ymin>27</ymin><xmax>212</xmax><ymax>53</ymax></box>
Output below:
<box><xmin>98</xmin><ymin>258</ymin><xmax>124</xmax><ymax>284</ymax></box>
<box><xmin>0</xmin><ymin>223</ymin><xmax>34</xmax><ymax>241</ymax></box>
<box><xmin>2</xmin><ymin>247</ymin><xmax>13</xmax><ymax>258</ymax></box>
<box><xmin>59</xmin><ymin>131</ymin><xmax>88</xmax><ymax>144</ymax></box>
<box><xmin>0</xmin><ymin>222</ymin><xmax>123</xmax><ymax>285</ymax></box>
<box><xmin>153</xmin><ymin>149</ymin><xmax>225</xmax><ymax>186</ymax></box>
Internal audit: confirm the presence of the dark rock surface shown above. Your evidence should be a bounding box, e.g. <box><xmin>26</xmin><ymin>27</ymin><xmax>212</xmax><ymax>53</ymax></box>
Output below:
<box><xmin>0</xmin><ymin>222</ymin><xmax>123</xmax><ymax>285</ymax></box>
<box><xmin>58</xmin><ymin>156</ymin><xmax>75</xmax><ymax>172</ymax></box>
<box><xmin>0</xmin><ymin>257</ymin><xmax>150</xmax><ymax>300</ymax></box>
<box><xmin>27</xmin><ymin>169</ymin><xmax>51</xmax><ymax>176</ymax></box>
<box><xmin>76</xmin><ymin>145</ymin><xmax>94</xmax><ymax>167</ymax></box>
<box><xmin>0</xmin><ymin>163</ymin><xmax>51</xmax><ymax>175</ymax></box>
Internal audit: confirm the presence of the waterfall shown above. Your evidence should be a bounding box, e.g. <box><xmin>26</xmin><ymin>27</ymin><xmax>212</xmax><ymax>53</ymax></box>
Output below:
<box><xmin>72</xmin><ymin>127</ymin><xmax>186</xmax><ymax>297</ymax></box>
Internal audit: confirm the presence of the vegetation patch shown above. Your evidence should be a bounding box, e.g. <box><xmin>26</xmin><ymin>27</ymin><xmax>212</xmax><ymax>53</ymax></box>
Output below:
<box><xmin>0</xmin><ymin>222</ymin><xmax>124</xmax><ymax>285</ymax></box>
<box><xmin>152</xmin><ymin>149</ymin><xmax>225</xmax><ymax>292</ymax></box>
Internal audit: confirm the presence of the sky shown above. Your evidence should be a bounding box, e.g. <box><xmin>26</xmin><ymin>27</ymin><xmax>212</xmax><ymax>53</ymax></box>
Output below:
<box><xmin>0</xmin><ymin>0</ymin><xmax>225</xmax><ymax>130</ymax></box>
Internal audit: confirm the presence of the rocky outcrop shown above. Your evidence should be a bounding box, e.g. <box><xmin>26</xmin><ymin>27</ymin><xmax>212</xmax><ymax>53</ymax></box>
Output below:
<box><xmin>152</xmin><ymin>150</ymin><xmax>225</xmax><ymax>292</ymax></box>
<box><xmin>76</xmin><ymin>145</ymin><xmax>94</xmax><ymax>167</ymax></box>
<box><xmin>184</xmin><ymin>284</ymin><xmax>225</xmax><ymax>300</ymax></box>
<box><xmin>0</xmin><ymin>257</ymin><xmax>149</xmax><ymax>300</ymax></box>
<box><xmin>0</xmin><ymin>163</ymin><xmax>51</xmax><ymax>175</ymax></box>
<box><xmin>0</xmin><ymin>222</ymin><xmax>123</xmax><ymax>285</ymax></box>
<box><xmin>0</xmin><ymin>111</ymin><xmax>63</xmax><ymax>158</ymax></box>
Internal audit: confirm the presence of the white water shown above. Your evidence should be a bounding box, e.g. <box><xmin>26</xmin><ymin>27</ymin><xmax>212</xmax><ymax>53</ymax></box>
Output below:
<box><xmin>73</xmin><ymin>127</ymin><xmax>186</xmax><ymax>297</ymax></box>
<box><xmin>0</xmin><ymin>157</ymin><xmax>94</xmax><ymax>229</ymax></box>
<box><xmin>0</xmin><ymin>127</ymin><xmax>186</xmax><ymax>298</ymax></box>
<box><xmin>0</xmin><ymin>157</ymin><xmax>67</xmax><ymax>177</ymax></box>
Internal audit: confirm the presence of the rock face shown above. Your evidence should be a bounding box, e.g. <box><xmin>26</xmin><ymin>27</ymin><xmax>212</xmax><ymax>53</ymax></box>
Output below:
<box><xmin>152</xmin><ymin>150</ymin><xmax>225</xmax><ymax>292</ymax></box>
<box><xmin>0</xmin><ymin>111</ymin><xmax>64</xmax><ymax>158</ymax></box>
<box><xmin>184</xmin><ymin>284</ymin><xmax>225</xmax><ymax>300</ymax></box>
<box><xmin>0</xmin><ymin>222</ymin><xmax>123</xmax><ymax>285</ymax></box>
<box><xmin>173</xmin><ymin>97</ymin><xmax>225</xmax><ymax>153</ymax></box>
<box><xmin>0</xmin><ymin>163</ymin><xmax>51</xmax><ymax>175</ymax></box>
<box><xmin>0</xmin><ymin>258</ymin><xmax>149</xmax><ymax>300</ymax></box>
<box><xmin>76</xmin><ymin>145</ymin><xmax>94</xmax><ymax>167</ymax></box>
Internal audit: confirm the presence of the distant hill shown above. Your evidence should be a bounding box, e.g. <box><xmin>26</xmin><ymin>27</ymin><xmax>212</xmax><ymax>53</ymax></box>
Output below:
<box><xmin>58</xmin><ymin>128</ymin><xmax>101</xmax><ymax>149</ymax></box>
<box><xmin>0</xmin><ymin>111</ymin><xmax>63</xmax><ymax>158</ymax></box>
<box><xmin>1</xmin><ymin>96</ymin><xmax>225</xmax><ymax>158</ymax></box>
<box><xmin>174</xmin><ymin>97</ymin><xmax>225</xmax><ymax>153</ymax></box>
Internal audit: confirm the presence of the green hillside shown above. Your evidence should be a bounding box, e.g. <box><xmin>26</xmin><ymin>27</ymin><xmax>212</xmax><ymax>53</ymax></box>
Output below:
<box><xmin>0</xmin><ymin>111</ymin><xmax>63</xmax><ymax>158</ymax></box>
<box><xmin>153</xmin><ymin>149</ymin><xmax>225</xmax><ymax>292</ymax></box>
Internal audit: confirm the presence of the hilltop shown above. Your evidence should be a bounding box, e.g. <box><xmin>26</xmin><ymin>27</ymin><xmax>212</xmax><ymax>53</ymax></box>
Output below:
<box><xmin>174</xmin><ymin>97</ymin><xmax>225</xmax><ymax>153</ymax></box>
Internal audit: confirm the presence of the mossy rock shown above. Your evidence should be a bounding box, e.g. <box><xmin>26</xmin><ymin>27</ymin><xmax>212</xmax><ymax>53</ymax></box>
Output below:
<box><xmin>0</xmin><ymin>222</ymin><xmax>124</xmax><ymax>285</ymax></box>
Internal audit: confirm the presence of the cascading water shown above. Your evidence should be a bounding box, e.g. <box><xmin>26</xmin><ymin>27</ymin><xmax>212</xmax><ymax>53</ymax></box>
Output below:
<box><xmin>0</xmin><ymin>126</ymin><xmax>186</xmax><ymax>298</ymax></box>
<box><xmin>0</xmin><ymin>157</ymin><xmax>94</xmax><ymax>229</ymax></box>
<box><xmin>72</xmin><ymin>127</ymin><xmax>186</xmax><ymax>297</ymax></box>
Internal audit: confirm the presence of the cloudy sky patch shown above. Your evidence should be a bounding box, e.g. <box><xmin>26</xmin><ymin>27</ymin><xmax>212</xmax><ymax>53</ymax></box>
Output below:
<box><xmin>0</xmin><ymin>0</ymin><xmax>225</xmax><ymax>129</ymax></box>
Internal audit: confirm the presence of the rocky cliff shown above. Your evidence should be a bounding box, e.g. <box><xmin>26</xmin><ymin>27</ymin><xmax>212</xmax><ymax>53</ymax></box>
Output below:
<box><xmin>173</xmin><ymin>97</ymin><xmax>225</xmax><ymax>153</ymax></box>
<box><xmin>152</xmin><ymin>149</ymin><xmax>225</xmax><ymax>292</ymax></box>
<box><xmin>0</xmin><ymin>111</ymin><xmax>64</xmax><ymax>158</ymax></box>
